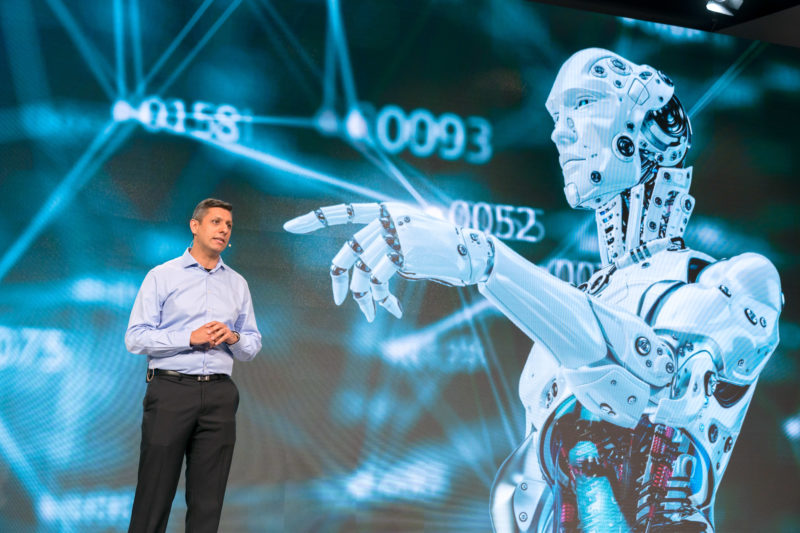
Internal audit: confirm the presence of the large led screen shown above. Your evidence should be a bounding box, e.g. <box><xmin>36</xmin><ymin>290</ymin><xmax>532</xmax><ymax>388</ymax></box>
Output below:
<box><xmin>1</xmin><ymin>0</ymin><xmax>798</xmax><ymax>531</ymax></box>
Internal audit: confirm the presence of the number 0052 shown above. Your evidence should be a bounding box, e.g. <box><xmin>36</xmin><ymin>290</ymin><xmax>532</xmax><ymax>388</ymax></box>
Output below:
<box><xmin>448</xmin><ymin>201</ymin><xmax>544</xmax><ymax>243</ymax></box>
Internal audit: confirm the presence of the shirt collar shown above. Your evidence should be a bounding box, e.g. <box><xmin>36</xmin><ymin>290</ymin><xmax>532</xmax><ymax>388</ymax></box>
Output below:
<box><xmin>182</xmin><ymin>248</ymin><xmax>226</xmax><ymax>272</ymax></box>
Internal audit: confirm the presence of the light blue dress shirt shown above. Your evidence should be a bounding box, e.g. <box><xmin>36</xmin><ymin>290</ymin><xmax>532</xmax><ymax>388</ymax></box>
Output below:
<box><xmin>125</xmin><ymin>249</ymin><xmax>262</xmax><ymax>375</ymax></box>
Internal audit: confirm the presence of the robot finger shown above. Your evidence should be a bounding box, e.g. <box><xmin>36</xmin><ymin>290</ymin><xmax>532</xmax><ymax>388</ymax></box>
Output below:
<box><xmin>283</xmin><ymin>203</ymin><xmax>382</xmax><ymax>234</ymax></box>
<box><xmin>331</xmin><ymin>239</ymin><xmax>362</xmax><ymax>271</ymax></box>
<box><xmin>330</xmin><ymin>265</ymin><xmax>350</xmax><ymax>306</ymax></box>
<box><xmin>353</xmin><ymin>290</ymin><xmax>376</xmax><ymax>322</ymax></box>
<box><xmin>352</xmin><ymin>219</ymin><xmax>383</xmax><ymax>249</ymax></box>
<box><xmin>379</xmin><ymin>294</ymin><xmax>403</xmax><ymax>319</ymax></box>
<box><xmin>370</xmin><ymin>256</ymin><xmax>403</xmax><ymax>318</ymax></box>
<box><xmin>283</xmin><ymin>210</ymin><xmax>325</xmax><ymax>234</ymax></box>
<box><xmin>329</xmin><ymin>237</ymin><xmax>366</xmax><ymax>306</ymax></box>
<box><xmin>370</xmin><ymin>275</ymin><xmax>390</xmax><ymax>302</ymax></box>
<box><xmin>360</xmin><ymin>236</ymin><xmax>392</xmax><ymax>270</ymax></box>
<box><xmin>370</xmin><ymin>254</ymin><xmax>399</xmax><ymax>285</ymax></box>
<box><xmin>350</xmin><ymin>260</ymin><xmax>372</xmax><ymax>294</ymax></box>
<box><xmin>349</xmin><ymin>202</ymin><xmax>382</xmax><ymax>224</ymax></box>
<box><xmin>369</xmin><ymin>273</ymin><xmax>403</xmax><ymax>319</ymax></box>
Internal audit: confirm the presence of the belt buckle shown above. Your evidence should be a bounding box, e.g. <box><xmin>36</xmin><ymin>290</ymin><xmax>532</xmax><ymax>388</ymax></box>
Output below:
<box><xmin>198</xmin><ymin>375</ymin><xmax>211</xmax><ymax>382</ymax></box>
<box><xmin>146</xmin><ymin>368</ymin><xmax>155</xmax><ymax>383</ymax></box>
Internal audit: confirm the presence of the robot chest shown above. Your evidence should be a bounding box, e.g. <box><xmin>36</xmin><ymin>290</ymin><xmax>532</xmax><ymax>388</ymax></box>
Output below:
<box><xmin>583</xmin><ymin>251</ymin><xmax>692</xmax><ymax>317</ymax></box>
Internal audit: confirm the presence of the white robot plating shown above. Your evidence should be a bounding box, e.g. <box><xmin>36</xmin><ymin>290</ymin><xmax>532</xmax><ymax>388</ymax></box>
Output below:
<box><xmin>285</xmin><ymin>48</ymin><xmax>783</xmax><ymax>532</ymax></box>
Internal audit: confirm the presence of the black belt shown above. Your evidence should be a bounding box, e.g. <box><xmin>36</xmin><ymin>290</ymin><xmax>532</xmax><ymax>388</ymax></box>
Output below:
<box><xmin>148</xmin><ymin>368</ymin><xmax>229</xmax><ymax>382</ymax></box>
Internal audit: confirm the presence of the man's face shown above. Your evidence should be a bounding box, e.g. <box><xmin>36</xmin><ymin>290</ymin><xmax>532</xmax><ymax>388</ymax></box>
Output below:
<box><xmin>191</xmin><ymin>207</ymin><xmax>233</xmax><ymax>256</ymax></box>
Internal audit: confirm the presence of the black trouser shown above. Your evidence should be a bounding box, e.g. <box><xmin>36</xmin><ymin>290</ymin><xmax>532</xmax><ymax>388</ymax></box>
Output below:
<box><xmin>128</xmin><ymin>373</ymin><xmax>239</xmax><ymax>533</ymax></box>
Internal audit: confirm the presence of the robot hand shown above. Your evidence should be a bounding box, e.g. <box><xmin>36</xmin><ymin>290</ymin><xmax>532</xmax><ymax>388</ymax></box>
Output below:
<box><xmin>284</xmin><ymin>202</ymin><xmax>495</xmax><ymax>322</ymax></box>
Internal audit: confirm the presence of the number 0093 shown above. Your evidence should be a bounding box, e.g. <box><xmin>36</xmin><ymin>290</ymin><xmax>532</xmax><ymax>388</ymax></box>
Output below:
<box><xmin>375</xmin><ymin>106</ymin><xmax>492</xmax><ymax>164</ymax></box>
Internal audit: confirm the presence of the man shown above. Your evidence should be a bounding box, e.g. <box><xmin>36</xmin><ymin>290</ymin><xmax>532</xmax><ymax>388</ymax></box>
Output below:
<box><xmin>126</xmin><ymin>198</ymin><xmax>261</xmax><ymax>533</ymax></box>
<box><xmin>284</xmin><ymin>49</ymin><xmax>782</xmax><ymax>532</ymax></box>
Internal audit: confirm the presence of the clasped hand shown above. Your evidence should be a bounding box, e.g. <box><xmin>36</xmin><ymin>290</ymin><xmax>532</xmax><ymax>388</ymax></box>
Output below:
<box><xmin>190</xmin><ymin>321</ymin><xmax>236</xmax><ymax>349</ymax></box>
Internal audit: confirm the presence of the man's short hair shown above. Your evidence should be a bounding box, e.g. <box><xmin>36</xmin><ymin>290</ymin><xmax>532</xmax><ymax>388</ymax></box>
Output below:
<box><xmin>192</xmin><ymin>198</ymin><xmax>233</xmax><ymax>222</ymax></box>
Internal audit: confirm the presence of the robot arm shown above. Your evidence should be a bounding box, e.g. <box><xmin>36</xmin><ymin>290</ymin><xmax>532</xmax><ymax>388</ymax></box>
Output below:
<box><xmin>286</xmin><ymin>203</ymin><xmax>673</xmax><ymax>399</ymax></box>
<box><xmin>479</xmin><ymin>238</ymin><xmax>674</xmax><ymax>386</ymax></box>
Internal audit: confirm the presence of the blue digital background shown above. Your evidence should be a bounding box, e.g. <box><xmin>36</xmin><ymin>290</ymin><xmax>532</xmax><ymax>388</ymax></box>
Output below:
<box><xmin>1</xmin><ymin>1</ymin><xmax>799</xmax><ymax>531</ymax></box>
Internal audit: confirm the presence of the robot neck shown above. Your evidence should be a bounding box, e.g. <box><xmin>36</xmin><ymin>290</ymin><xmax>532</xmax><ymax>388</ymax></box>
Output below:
<box><xmin>594</xmin><ymin>166</ymin><xmax>695</xmax><ymax>266</ymax></box>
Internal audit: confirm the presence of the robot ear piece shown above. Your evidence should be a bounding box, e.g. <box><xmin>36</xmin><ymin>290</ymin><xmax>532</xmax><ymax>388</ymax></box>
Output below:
<box><xmin>612</xmin><ymin>134</ymin><xmax>636</xmax><ymax>161</ymax></box>
<box><xmin>640</xmin><ymin>95</ymin><xmax>692</xmax><ymax>166</ymax></box>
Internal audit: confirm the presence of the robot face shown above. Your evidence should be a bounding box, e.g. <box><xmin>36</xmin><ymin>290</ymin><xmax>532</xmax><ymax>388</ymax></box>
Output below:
<box><xmin>546</xmin><ymin>49</ymin><xmax>675</xmax><ymax>209</ymax></box>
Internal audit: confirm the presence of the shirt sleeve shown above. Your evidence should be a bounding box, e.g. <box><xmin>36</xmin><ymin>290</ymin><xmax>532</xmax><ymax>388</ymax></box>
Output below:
<box><xmin>229</xmin><ymin>279</ymin><xmax>262</xmax><ymax>362</ymax></box>
<box><xmin>125</xmin><ymin>270</ymin><xmax>193</xmax><ymax>357</ymax></box>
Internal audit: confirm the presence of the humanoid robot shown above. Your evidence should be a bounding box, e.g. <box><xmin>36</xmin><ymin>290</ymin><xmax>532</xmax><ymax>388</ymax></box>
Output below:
<box><xmin>285</xmin><ymin>49</ymin><xmax>783</xmax><ymax>532</ymax></box>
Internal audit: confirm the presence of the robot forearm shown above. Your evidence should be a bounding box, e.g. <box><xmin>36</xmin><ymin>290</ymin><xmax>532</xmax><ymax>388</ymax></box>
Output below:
<box><xmin>479</xmin><ymin>238</ymin><xmax>607</xmax><ymax>367</ymax></box>
<box><xmin>479</xmin><ymin>238</ymin><xmax>673</xmax><ymax>388</ymax></box>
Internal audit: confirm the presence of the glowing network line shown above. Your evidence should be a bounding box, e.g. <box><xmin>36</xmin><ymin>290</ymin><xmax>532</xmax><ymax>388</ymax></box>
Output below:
<box><xmin>322</xmin><ymin>20</ymin><xmax>338</xmax><ymax>110</ymax></box>
<box><xmin>45</xmin><ymin>0</ymin><xmax>115</xmax><ymax>99</ymax></box>
<box><xmin>196</xmin><ymin>136</ymin><xmax>394</xmax><ymax>202</ymax></box>
<box><xmin>129</xmin><ymin>0</ymin><xmax>144</xmax><ymax>88</ymax></box>
<box><xmin>244</xmin><ymin>1</ymin><xmax>320</xmax><ymax>106</ymax></box>
<box><xmin>351</xmin><ymin>141</ymin><xmax>431</xmax><ymax>208</ymax></box>
<box><xmin>326</xmin><ymin>0</ymin><xmax>359</xmax><ymax>110</ymax></box>
<box><xmin>689</xmin><ymin>40</ymin><xmax>768</xmax><ymax>117</ymax></box>
<box><xmin>381</xmin><ymin>300</ymin><xmax>496</xmax><ymax>363</ymax></box>
<box><xmin>244</xmin><ymin>114</ymin><xmax>320</xmax><ymax>128</ymax></box>
<box><xmin>0</xmin><ymin>121</ymin><xmax>124</xmax><ymax>283</ymax></box>
<box><xmin>114</xmin><ymin>0</ymin><xmax>127</xmax><ymax>97</ymax></box>
<box><xmin>0</xmin><ymin>0</ymin><xmax>52</xmax><ymax>103</ymax></box>
<box><xmin>13</xmin><ymin>2</ymin><xmax>529</xmax><ymax>517</ymax></box>
<box><xmin>0</xmin><ymin>417</ymin><xmax>49</xmax><ymax>504</ymax></box>
<box><xmin>0</xmin><ymin>1</ymin><xmax>143</xmax><ymax>509</ymax></box>
<box><xmin>310</xmin><ymin>1</ymin><xmax>524</xmax><ymax>455</ymax></box>
<box><xmin>255</xmin><ymin>0</ymin><xmax>323</xmax><ymax>81</ymax></box>
<box><xmin>134</xmin><ymin>0</ymin><xmax>216</xmax><ymax>96</ymax></box>
<box><xmin>455</xmin><ymin>287</ymin><xmax>519</xmax><ymax>448</ymax></box>
<box><xmin>155</xmin><ymin>0</ymin><xmax>244</xmax><ymax>95</ymax></box>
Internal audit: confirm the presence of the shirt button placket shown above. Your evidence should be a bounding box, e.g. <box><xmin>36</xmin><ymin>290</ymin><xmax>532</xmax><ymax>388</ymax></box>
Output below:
<box><xmin>203</xmin><ymin>270</ymin><xmax>209</xmax><ymax>374</ymax></box>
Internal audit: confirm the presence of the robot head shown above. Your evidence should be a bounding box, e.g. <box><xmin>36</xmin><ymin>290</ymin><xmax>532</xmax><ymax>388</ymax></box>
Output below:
<box><xmin>546</xmin><ymin>48</ymin><xmax>691</xmax><ymax>209</ymax></box>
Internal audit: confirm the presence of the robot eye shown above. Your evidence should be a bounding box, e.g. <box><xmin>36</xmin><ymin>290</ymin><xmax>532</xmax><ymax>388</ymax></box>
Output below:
<box><xmin>576</xmin><ymin>97</ymin><xmax>593</xmax><ymax>109</ymax></box>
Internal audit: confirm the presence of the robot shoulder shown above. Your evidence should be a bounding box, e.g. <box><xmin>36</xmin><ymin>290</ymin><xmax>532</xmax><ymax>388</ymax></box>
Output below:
<box><xmin>653</xmin><ymin>252</ymin><xmax>782</xmax><ymax>385</ymax></box>
<box><xmin>696</xmin><ymin>252</ymin><xmax>782</xmax><ymax>308</ymax></box>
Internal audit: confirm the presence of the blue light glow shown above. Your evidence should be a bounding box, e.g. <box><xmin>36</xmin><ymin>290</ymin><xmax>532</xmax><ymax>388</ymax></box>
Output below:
<box><xmin>619</xmin><ymin>17</ymin><xmax>726</xmax><ymax>44</ymax></box>
<box><xmin>344</xmin><ymin>457</ymin><xmax>450</xmax><ymax>502</ymax></box>
<box><xmin>380</xmin><ymin>300</ymin><xmax>495</xmax><ymax>371</ymax></box>
<box><xmin>0</xmin><ymin>326</ymin><xmax>71</xmax><ymax>374</ymax></box>
<box><xmin>315</xmin><ymin>108</ymin><xmax>340</xmax><ymax>135</ymax></box>
<box><xmin>70</xmin><ymin>277</ymin><xmax>138</xmax><ymax>307</ymax></box>
<box><xmin>345</xmin><ymin>108</ymin><xmax>369</xmax><ymax>140</ymax></box>
<box><xmin>38</xmin><ymin>489</ymin><xmax>134</xmax><ymax>527</ymax></box>
<box><xmin>112</xmin><ymin>100</ymin><xmax>135</xmax><ymax>121</ymax></box>
<box><xmin>783</xmin><ymin>414</ymin><xmax>800</xmax><ymax>441</ymax></box>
